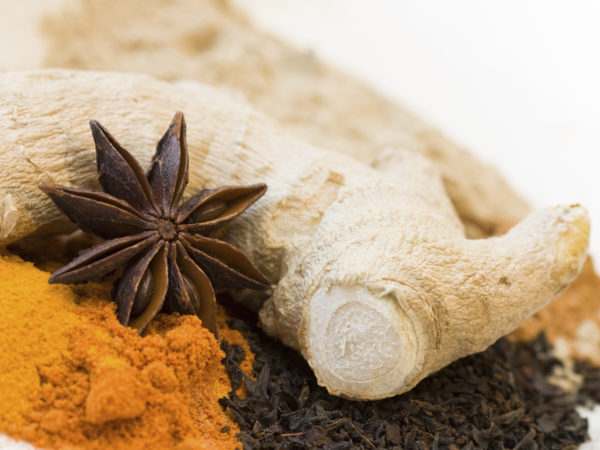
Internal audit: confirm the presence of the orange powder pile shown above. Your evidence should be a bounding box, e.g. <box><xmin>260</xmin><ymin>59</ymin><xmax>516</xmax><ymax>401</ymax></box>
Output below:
<box><xmin>512</xmin><ymin>258</ymin><xmax>600</xmax><ymax>364</ymax></box>
<box><xmin>0</xmin><ymin>250</ymin><xmax>248</xmax><ymax>449</ymax></box>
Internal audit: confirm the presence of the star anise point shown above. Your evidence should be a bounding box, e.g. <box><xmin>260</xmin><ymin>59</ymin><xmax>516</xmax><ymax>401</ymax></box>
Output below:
<box><xmin>40</xmin><ymin>112</ymin><xmax>269</xmax><ymax>337</ymax></box>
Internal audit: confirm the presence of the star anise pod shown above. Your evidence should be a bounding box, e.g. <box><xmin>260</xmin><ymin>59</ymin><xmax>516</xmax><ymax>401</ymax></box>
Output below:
<box><xmin>39</xmin><ymin>112</ymin><xmax>269</xmax><ymax>337</ymax></box>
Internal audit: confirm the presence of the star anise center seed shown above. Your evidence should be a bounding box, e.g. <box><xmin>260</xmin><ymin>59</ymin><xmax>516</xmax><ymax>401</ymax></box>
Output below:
<box><xmin>156</xmin><ymin>218</ymin><xmax>177</xmax><ymax>240</ymax></box>
<box><xmin>131</xmin><ymin>269</ymin><xmax>154</xmax><ymax>317</ymax></box>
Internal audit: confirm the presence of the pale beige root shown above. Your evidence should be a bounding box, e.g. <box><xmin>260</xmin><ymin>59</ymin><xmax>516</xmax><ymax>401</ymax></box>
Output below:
<box><xmin>270</xmin><ymin>157</ymin><xmax>589</xmax><ymax>398</ymax></box>
<box><xmin>0</xmin><ymin>69</ymin><xmax>589</xmax><ymax>399</ymax></box>
<box><xmin>28</xmin><ymin>0</ymin><xmax>529</xmax><ymax>237</ymax></box>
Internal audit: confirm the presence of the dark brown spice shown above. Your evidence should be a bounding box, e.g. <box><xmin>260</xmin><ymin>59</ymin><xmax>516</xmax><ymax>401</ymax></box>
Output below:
<box><xmin>576</xmin><ymin>360</ymin><xmax>600</xmax><ymax>407</ymax></box>
<box><xmin>39</xmin><ymin>112</ymin><xmax>269</xmax><ymax>336</ymax></box>
<box><xmin>220</xmin><ymin>298</ymin><xmax>590</xmax><ymax>449</ymax></box>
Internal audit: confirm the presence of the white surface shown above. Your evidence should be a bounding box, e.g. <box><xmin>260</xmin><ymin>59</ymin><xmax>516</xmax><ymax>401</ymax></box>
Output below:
<box><xmin>236</xmin><ymin>0</ymin><xmax>600</xmax><ymax>262</ymax></box>
<box><xmin>0</xmin><ymin>436</ymin><xmax>33</xmax><ymax>450</ymax></box>
<box><xmin>579</xmin><ymin>406</ymin><xmax>600</xmax><ymax>449</ymax></box>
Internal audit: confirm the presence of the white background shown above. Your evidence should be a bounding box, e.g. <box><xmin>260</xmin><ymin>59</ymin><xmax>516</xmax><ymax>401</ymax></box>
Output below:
<box><xmin>236</xmin><ymin>0</ymin><xmax>600</xmax><ymax>261</ymax></box>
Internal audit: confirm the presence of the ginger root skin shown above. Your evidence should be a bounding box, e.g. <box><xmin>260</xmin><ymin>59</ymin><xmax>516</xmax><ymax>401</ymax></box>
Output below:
<box><xmin>0</xmin><ymin>69</ymin><xmax>589</xmax><ymax>399</ymax></box>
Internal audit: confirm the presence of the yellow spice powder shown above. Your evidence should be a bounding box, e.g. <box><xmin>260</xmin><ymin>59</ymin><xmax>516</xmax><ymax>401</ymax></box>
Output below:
<box><xmin>0</xmin><ymin>250</ymin><xmax>247</xmax><ymax>449</ymax></box>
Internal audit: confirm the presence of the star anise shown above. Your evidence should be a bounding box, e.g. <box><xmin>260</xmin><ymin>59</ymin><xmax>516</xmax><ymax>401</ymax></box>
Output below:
<box><xmin>39</xmin><ymin>112</ymin><xmax>269</xmax><ymax>337</ymax></box>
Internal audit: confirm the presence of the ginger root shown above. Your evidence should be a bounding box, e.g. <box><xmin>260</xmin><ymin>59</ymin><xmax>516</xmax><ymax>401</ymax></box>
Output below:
<box><xmin>0</xmin><ymin>69</ymin><xmax>589</xmax><ymax>399</ymax></box>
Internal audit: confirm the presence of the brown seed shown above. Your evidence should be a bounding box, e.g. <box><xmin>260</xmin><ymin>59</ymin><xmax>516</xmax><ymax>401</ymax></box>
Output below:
<box><xmin>182</xmin><ymin>273</ymin><xmax>201</xmax><ymax>312</ymax></box>
<box><xmin>192</xmin><ymin>200</ymin><xmax>227</xmax><ymax>223</ymax></box>
<box><xmin>131</xmin><ymin>269</ymin><xmax>154</xmax><ymax>318</ymax></box>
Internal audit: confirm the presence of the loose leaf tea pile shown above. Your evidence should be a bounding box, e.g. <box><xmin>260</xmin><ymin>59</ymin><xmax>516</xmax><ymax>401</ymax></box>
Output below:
<box><xmin>220</xmin><ymin>300</ymin><xmax>590</xmax><ymax>449</ymax></box>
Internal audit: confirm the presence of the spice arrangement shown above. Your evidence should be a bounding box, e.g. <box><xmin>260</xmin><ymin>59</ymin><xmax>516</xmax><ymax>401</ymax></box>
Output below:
<box><xmin>0</xmin><ymin>0</ymin><xmax>598</xmax><ymax>448</ymax></box>
<box><xmin>0</xmin><ymin>70</ymin><xmax>591</xmax><ymax>403</ymax></box>
<box><xmin>0</xmin><ymin>246</ymin><xmax>595</xmax><ymax>448</ymax></box>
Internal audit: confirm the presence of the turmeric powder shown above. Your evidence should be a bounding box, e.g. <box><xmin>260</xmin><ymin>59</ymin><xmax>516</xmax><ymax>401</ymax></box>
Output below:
<box><xmin>0</xmin><ymin>249</ymin><xmax>246</xmax><ymax>449</ymax></box>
